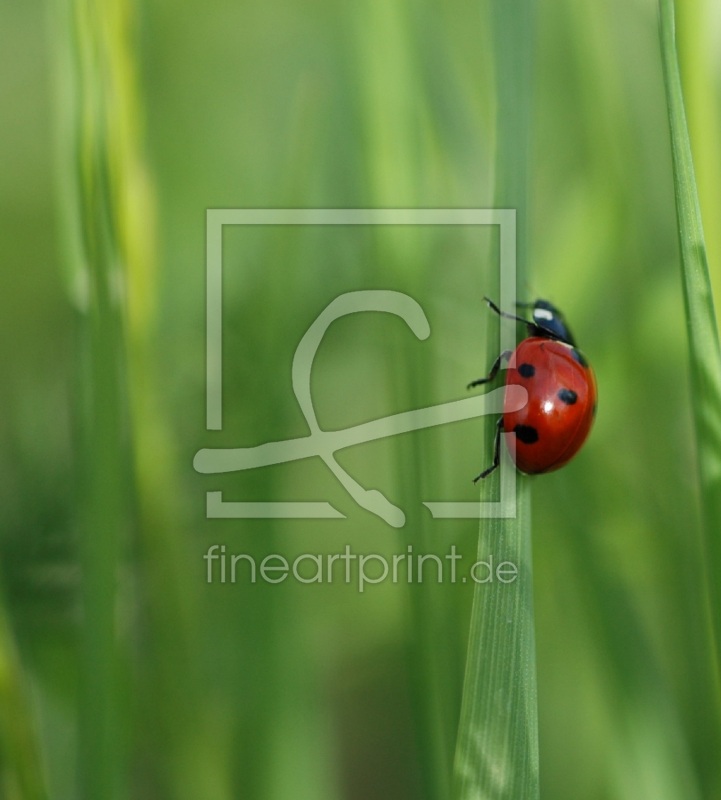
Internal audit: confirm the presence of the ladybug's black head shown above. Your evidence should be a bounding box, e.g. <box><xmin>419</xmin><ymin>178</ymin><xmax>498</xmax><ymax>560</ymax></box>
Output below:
<box><xmin>529</xmin><ymin>299</ymin><xmax>576</xmax><ymax>346</ymax></box>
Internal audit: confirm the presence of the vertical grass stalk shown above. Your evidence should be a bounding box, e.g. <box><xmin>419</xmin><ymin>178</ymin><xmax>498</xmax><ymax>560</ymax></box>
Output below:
<box><xmin>675</xmin><ymin>0</ymin><xmax>721</xmax><ymax>304</ymax></box>
<box><xmin>0</xmin><ymin>608</ymin><xmax>48</xmax><ymax>800</ymax></box>
<box><xmin>57</xmin><ymin>0</ymin><xmax>135</xmax><ymax>796</ymax></box>
<box><xmin>56</xmin><ymin>0</ymin><xmax>232</xmax><ymax>795</ymax></box>
<box><xmin>453</xmin><ymin>0</ymin><xmax>539</xmax><ymax>797</ymax></box>
<box><xmin>659</xmin><ymin>0</ymin><xmax>721</xmax><ymax>684</ymax></box>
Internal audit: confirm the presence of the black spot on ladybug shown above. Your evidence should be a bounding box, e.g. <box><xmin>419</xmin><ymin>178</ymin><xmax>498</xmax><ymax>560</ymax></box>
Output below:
<box><xmin>518</xmin><ymin>363</ymin><xmax>535</xmax><ymax>378</ymax></box>
<box><xmin>513</xmin><ymin>424</ymin><xmax>539</xmax><ymax>444</ymax></box>
<box><xmin>557</xmin><ymin>388</ymin><xmax>577</xmax><ymax>405</ymax></box>
<box><xmin>571</xmin><ymin>348</ymin><xmax>588</xmax><ymax>367</ymax></box>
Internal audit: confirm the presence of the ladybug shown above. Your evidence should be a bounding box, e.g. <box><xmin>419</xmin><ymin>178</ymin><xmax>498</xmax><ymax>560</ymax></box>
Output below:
<box><xmin>468</xmin><ymin>297</ymin><xmax>597</xmax><ymax>481</ymax></box>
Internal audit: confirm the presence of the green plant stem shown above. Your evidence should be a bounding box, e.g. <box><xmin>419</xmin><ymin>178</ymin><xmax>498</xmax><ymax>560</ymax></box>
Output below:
<box><xmin>659</xmin><ymin>0</ymin><xmax>721</xmax><ymax>682</ymax></box>
<box><xmin>675</xmin><ymin>0</ymin><xmax>721</xmax><ymax>304</ymax></box>
<box><xmin>0</xmin><ymin>607</ymin><xmax>48</xmax><ymax>800</ymax></box>
<box><xmin>59</xmin><ymin>0</ymin><xmax>132</xmax><ymax>795</ymax></box>
<box><xmin>453</xmin><ymin>0</ymin><xmax>539</xmax><ymax>797</ymax></box>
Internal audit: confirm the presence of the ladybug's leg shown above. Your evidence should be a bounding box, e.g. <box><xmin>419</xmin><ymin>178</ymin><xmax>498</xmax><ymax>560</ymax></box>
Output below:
<box><xmin>473</xmin><ymin>417</ymin><xmax>504</xmax><ymax>482</ymax></box>
<box><xmin>467</xmin><ymin>350</ymin><xmax>512</xmax><ymax>389</ymax></box>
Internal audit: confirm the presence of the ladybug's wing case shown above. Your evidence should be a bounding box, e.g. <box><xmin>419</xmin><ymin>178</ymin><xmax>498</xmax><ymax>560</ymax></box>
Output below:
<box><xmin>503</xmin><ymin>339</ymin><xmax>597</xmax><ymax>474</ymax></box>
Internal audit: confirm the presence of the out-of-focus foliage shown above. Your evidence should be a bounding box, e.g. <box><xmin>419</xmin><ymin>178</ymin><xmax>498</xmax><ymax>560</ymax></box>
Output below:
<box><xmin>0</xmin><ymin>0</ymin><xmax>720</xmax><ymax>797</ymax></box>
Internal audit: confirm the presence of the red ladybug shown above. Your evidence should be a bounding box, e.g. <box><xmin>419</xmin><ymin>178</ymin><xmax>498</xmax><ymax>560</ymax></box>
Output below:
<box><xmin>468</xmin><ymin>297</ymin><xmax>597</xmax><ymax>481</ymax></box>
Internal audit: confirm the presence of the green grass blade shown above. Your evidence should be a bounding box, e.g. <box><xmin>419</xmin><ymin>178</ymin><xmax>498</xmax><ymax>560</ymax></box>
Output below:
<box><xmin>56</xmin><ymin>0</ymin><xmax>233</xmax><ymax>795</ymax></box>
<box><xmin>659</xmin><ymin>0</ymin><xmax>721</xmax><ymax>677</ymax></box>
<box><xmin>676</xmin><ymin>0</ymin><xmax>721</xmax><ymax>304</ymax></box>
<box><xmin>68</xmin><ymin>0</ymin><xmax>129</xmax><ymax>793</ymax></box>
<box><xmin>453</xmin><ymin>0</ymin><xmax>539</xmax><ymax>797</ymax></box>
<box><xmin>0</xmin><ymin>609</ymin><xmax>48</xmax><ymax>800</ymax></box>
<box><xmin>453</xmin><ymin>489</ymin><xmax>537</xmax><ymax>799</ymax></box>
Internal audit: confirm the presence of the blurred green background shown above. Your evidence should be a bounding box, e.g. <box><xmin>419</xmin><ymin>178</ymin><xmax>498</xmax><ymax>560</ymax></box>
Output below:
<box><xmin>1</xmin><ymin>0</ymin><xmax>721</xmax><ymax>798</ymax></box>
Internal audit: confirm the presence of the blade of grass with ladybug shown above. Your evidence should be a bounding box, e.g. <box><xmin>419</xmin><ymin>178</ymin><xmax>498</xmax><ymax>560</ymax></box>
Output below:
<box><xmin>452</xmin><ymin>0</ymin><xmax>540</xmax><ymax>797</ymax></box>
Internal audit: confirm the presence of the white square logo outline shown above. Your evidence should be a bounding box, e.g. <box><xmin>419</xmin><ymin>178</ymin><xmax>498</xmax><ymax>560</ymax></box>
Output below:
<box><xmin>194</xmin><ymin>209</ymin><xmax>520</xmax><ymax>525</ymax></box>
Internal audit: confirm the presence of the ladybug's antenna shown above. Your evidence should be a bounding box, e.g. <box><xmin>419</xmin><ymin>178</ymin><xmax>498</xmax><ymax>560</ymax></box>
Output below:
<box><xmin>484</xmin><ymin>296</ymin><xmax>567</xmax><ymax>342</ymax></box>
<box><xmin>483</xmin><ymin>296</ymin><xmax>532</xmax><ymax>326</ymax></box>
